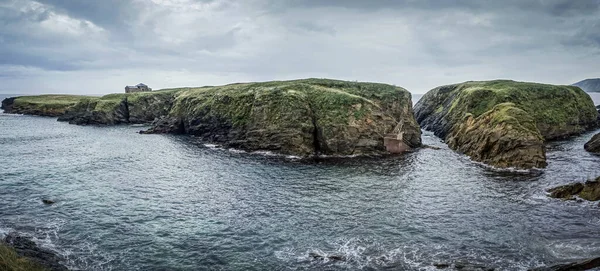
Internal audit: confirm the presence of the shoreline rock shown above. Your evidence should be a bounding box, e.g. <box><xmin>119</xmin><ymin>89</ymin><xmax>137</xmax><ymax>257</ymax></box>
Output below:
<box><xmin>584</xmin><ymin>132</ymin><xmax>600</xmax><ymax>153</ymax></box>
<box><xmin>414</xmin><ymin>80</ymin><xmax>598</xmax><ymax>169</ymax></box>
<box><xmin>2</xmin><ymin>232</ymin><xmax>68</xmax><ymax>271</ymax></box>
<box><xmin>547</xmin><ymin>177</ymin><xmax>600</xmax><ymax>201</ymax></box>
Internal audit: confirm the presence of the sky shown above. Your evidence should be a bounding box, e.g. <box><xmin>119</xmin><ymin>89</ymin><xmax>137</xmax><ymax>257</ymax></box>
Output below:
<box><xmin>0</xmin><ymin>0</ymin><xmax>599</xmax><ymax>95</ymax></box>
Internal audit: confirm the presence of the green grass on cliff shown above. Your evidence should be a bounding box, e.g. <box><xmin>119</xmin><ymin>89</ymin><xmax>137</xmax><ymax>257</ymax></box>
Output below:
<box><xmin>426</xmin><ymin>80</ymin><xmax>598</xmax><ymax>139</ymax></box>
<box><xmin>170</xmin><ymin>78</ymin><xmax>410</xmax><ymax>128</ymax></box>
<box><xmin>13</xmin><ymin>95</ymin><xmax>89</xmax><ymax>110</ymax></box>
<box><xmin>0</xmin><ymin>243</ymin><xmax>46</xmax><ymax>271</ymax></box>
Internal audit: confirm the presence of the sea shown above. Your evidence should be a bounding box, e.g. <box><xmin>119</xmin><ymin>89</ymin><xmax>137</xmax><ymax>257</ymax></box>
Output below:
<box><xmin>1</xmin><ymin>93</ymin><xmax>600</xmax><ymax>270</ymax></box>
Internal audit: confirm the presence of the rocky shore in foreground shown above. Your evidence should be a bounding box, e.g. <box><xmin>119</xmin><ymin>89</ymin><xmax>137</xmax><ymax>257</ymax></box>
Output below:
<box><xmin>1</xmin><ymin>232</ymin><xmax>68</xmax><ymax>271</ymax></box>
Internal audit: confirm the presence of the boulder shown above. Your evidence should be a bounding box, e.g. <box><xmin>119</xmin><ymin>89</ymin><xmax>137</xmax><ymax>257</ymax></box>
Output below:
<box><xmin>547</xmin><ymin>183</ymin><xmax>584</xmax><ymax>199</ymax></box>
<box><xmin>415</xmin><ymin>80</ymin><xmax>598</xmax><ymax>169</ymax></box>
<box><xmin>547</xmin><ymin>177</ymin><xmax>600</xmax><ymax>201</ymax></box>
<box><xmin>584</xmin><ymin>133</ymin><xmax>600</xmax><ymax>153</ymax></box>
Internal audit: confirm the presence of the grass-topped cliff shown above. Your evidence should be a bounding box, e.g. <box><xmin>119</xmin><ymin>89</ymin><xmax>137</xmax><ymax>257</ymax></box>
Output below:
<box><xmin>415</xmin><ymin>80</ymin><xmax>598</xmax><ymax>169</ymax></box>
<box><xmin>2</xmin><ymin>79</ymin><xmax>422</xmax><ymax>157</ymax></box>
<box><xmin>148</xmin><ymin>78</ymin><xmax>422</xmax><ymax>157</ymax></box>
<box><xmin>1</xmin><ymin>95</ymin><xmax>89</xmax><ymax>117</ymax></box>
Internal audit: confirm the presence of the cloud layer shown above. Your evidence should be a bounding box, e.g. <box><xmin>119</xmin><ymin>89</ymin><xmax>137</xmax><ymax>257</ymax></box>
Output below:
<box><xmin>1</xmin><ymin>0</ymin><xmax>599</xmax><ymax>94</ymax></box>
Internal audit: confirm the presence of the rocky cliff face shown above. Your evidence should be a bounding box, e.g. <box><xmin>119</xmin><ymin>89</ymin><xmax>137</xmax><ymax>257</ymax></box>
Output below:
<box><xmin>6</xmin><ymin>79</ymin><xmax>421</xmax><ymax>158</ymax></box>
<box><xmin>57</xmin><ymin>91</ymin><xmax>177</xmax><ymax>125</ymax></box>
<box><xmin>446</xmin><ymin>103</ymin><xmax>547</xmax><ymax>169</ymax></box>
<box><xmin>144</xmin><ymin>79</ymin><xmax>422</xmax><ymax>157</ymax></box>
<box><xmin>414</xmin><ymin>80</ymin><xmax>598</xmax><ymax>169</ymax></box>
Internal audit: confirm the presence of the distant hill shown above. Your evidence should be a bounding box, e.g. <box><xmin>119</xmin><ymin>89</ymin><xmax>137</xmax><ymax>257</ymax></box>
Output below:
<box><xmin>573</xmin><ymin>78</ymin><xmax>600</xmax><ymax>92</ymax></box>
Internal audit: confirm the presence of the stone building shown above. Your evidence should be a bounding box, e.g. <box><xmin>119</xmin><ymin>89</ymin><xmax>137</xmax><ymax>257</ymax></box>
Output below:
<box><xmin>125</xmin><ymin>83</ymin><xmax>152</xmax><ymax>93</ymax></box>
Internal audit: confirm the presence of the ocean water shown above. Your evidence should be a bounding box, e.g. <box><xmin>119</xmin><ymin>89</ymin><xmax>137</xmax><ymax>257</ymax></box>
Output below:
<box><xmin>1</xmin><ymin>93</ymin><xmax>600</xmax><ymax>270</ymax></box>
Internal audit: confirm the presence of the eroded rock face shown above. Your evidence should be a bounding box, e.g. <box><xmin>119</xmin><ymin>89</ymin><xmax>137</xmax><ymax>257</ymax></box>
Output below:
<box><xmin>547</xmin><ymin>177</ymin><xmax>600</xmax><ymax>201</ymax></box>
<box><xmin>58</xmin><ymin>91</ymin><xmax>176</xmax><ymax>125</ymax></box>
<box><xmin>414</xmin><ymin>80</ymin><xmax>598</xmax><ymax>169</ymax></box>
<box><xmin>446</xmin><ymin>103</ymin><xmax>546</xmax><ymax>169</ymax></box>
<box><xmin>143</xmin><ymin>79</ymin><xmax>422</xmax><ymax>157</ymax></box>
<box><xmin>584</xmin><ymin>133</ymin><xmax>600</xmax><ymax>153</ymax></box>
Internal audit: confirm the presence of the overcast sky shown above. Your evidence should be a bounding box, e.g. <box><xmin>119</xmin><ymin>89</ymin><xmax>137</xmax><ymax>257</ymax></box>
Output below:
<box><xmin>0</xmin><ymin>0</ymin><xmax>599</xmax><ymax>95</ymax></box>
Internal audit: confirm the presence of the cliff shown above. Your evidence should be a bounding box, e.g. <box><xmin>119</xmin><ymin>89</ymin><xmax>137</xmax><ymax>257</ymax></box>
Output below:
<box><xmin>414</xmin><ymin>80</ymin><xmax>598</xmax><ymax>169</ymax></box>
<box><xmin>573</xmin><ymin>78</ymin><xmax>600</xmax><ymax>93</ymax></box>
<box><xmin>1</xmin><ymin>95</ymin><xmax>88</xmax><ymax>117</ymax></box>
<box><xmin>2</xmin><ymin>79</ymin><xmax>421</xmax><ymax>158</ymax></box>
<box><xmin>144</xmin><ymin>79</ymin><xmax>422</xmax><ymax>157</ymax></box>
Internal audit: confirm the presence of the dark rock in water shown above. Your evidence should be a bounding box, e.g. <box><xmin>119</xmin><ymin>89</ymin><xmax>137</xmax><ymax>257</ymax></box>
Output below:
<box><xmin>3</xmin><ymin>232</ymin><xmax>68</xmax><ymax>271</ymax></box>
<box><xmin>453</xmin><ymin>260</ymin><xmax>495</xmax><ymax>271</ymax></box>
<box><xmin>547</xmin><ymin>183</ymin><xmax>584</xmax><ymax>199</ymax></box>
<box><xmin>308</xmin><ymin>251</ymin><xmax>345</xmax><ymax>261</ymax></box>
<box><xmin>434</xmin><ymin>264</ymin><xmax>450</xmax><ymax>269</ymax></box>
<box><xmin>547</xmin><ymin>177</ymin><xmax>600</xmax><ymax>202</ymax></box>
<box><xmin>42</xmin><ymin>199</ymin><xmax>56</xmax><ymax>205</ymax></box>
<box><xmin>584</xmin><ymin>133</ymin><xmax>600</xmax><ymax>153</ymax></box>
<box><xmin>529</xmin><ymin>256</ymin><xmax>600</xmax><ymax>271</ymax></box>
<box><xmin>423</xmin><ymin>145</ymin><xmax>443</xmax><ymax>150</ymax></box>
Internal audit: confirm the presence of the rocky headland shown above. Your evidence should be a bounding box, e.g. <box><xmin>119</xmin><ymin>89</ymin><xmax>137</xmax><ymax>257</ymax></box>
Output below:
<box><xmin>2</xmin><ymin>79</ymin><xmax>422</xmax><ymax>157</ymax></box>
<box><xmin>414</xmin><ymin>80</ymin><xmax>598</xmax><ymax>169</ymax></box>
<box><xmin>1</xmin><ymin>95</ymin><xmax>88</xmax><ymax>117</ymax></box>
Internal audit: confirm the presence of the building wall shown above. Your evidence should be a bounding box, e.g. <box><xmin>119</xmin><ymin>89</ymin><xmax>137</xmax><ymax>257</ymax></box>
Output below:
<box><xmin>125</xmin><ymin>86</ymin><xmax>152</xmax><ymax>93</ymax></box>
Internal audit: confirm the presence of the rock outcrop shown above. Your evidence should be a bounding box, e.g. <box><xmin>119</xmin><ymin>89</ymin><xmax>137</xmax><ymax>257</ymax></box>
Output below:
<box><xmin>57</xmin><ymin>91</ymin><xmax>177</xmax><ymax>125</ymax></box>
<box><xmin>143</xmin><ymin>79</ymin><xmax>421</xmax><ymax>157</ymax></box>
<box><xmin>585</xmin><ymin>133</ymin><xmax>600</xmax><ymax>153</ymax></box>
<box><xmin>414</xmin><ymin>80</ymin><xmax>598</xmax><ymax>169</ymax></box>
<box><xmin>547</xmin><ymin>177</ymin><xmax>600</xmax><ymax>201</ymax></box>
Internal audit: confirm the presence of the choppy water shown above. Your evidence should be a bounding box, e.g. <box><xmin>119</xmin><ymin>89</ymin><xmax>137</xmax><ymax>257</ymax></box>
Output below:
<box><xmin>1</xmin><ymin>93</ymin><xmax>600</xmax><ymax>270</ymax></box>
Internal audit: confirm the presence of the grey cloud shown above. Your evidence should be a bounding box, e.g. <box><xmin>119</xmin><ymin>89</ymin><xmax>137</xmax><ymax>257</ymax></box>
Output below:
<box><xmin>1</xmin><ymin>0</ymin><xmax>600</xmax><ymax>94</ymax></box>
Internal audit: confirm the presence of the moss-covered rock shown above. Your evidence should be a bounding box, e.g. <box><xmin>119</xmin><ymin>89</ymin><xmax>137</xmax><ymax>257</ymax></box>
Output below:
<box><xmin>1</xmin><ymin>95</ymin><xmax>89</xmax><ymax>117</ymax></box>
<box><xmin>446</xmin><ymin>103</ymin><xmax>547</xmax><ymax>169</ymax></box>
<box><xmin>145</xmin><ymin>78</ymin><xmax>421</xmax><ymax>157</ymax></box>
<box><xmin>415</xmin><ymin>80</ymin><xmax>598</xmax><ymax>169</ymax></box>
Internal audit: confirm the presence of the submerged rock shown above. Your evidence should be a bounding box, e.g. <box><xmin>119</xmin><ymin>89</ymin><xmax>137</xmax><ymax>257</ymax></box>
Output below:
<box><xmin>584</xmin><ymin>133</ymin><xmax>600</xmax><ymax>153</ymax></box>
<box><xmin>308</xmin><ymin>251</ymin><xmax>346</xmax><ymax>261</ymax></box>
<box><xmin>530</xmin><ymin>256</ymin><xmax>600</xmax><ymax>271</ymax></box>
<box><xmin>3</xmin><ymin>233</ymin><xmax>68</xmax><ymax>271</ymax></box>
<box><xmin>414</xmin><ymin>80</ymin><xmax>598</xmax><ymax>169</ymax></box>
<box><xmin>41</xmin><ymin>199</ymin><xmax>56</xmax><ymax>205</ymax></box>
<box><xmin>547</xmin><ymin>177</ymin><xmax>600</xmax><ymax>201</ymax></box>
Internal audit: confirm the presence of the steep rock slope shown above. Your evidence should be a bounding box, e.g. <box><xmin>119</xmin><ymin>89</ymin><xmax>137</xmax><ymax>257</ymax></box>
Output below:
<box><xmin>144</xmin><ymin>79</ymin><xmax>422</xmax><ymax>157</ymax></box>
<box><xmin>414</xmin><ymin>80</ymin><xmax>597</xmax><ymax>169</ymax></box>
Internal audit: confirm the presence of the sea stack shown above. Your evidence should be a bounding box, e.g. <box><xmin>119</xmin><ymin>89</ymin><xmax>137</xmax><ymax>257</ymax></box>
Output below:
<box><xmin>414</xmin><ymin>80</ymin><xmax>598</xmax><ymax>169</ymax></box>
